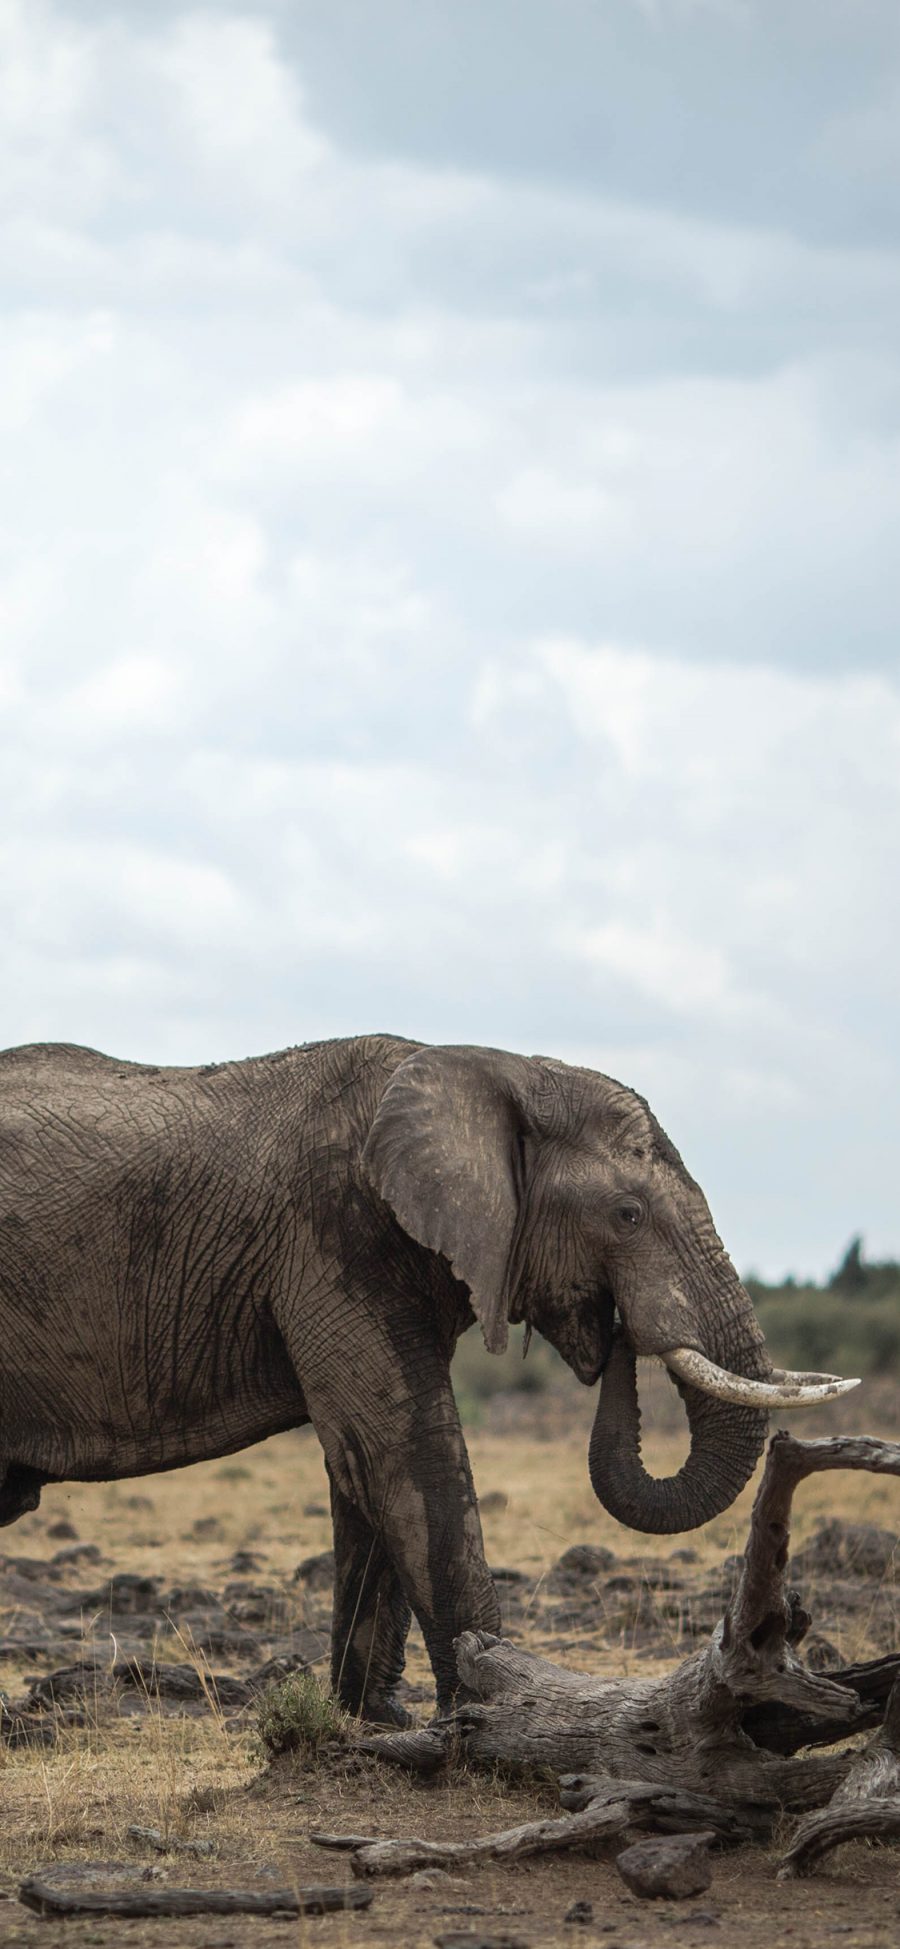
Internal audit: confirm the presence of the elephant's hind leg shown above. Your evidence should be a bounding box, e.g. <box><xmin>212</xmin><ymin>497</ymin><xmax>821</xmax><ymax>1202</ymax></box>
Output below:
<box><xmin>328</xmin><ymin>1467</ymin><xmax>412</xmax><ymax>1726</ymax></box>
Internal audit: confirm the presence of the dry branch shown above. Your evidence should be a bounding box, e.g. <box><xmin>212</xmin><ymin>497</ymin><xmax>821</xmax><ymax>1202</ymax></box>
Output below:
<box><xmin>19</xmin><ymin>1868</ymin><xmax>373</xmax><ymax>1919</ymax></box>
<box><xmin>310</xmin><ymin>1782</ymin><xmax>748</xmax><ymax>1881</ymax></box>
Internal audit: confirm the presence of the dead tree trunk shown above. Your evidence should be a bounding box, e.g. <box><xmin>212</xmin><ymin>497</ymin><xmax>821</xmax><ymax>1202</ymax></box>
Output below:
<box><xmin>341</xmin><ymin>1434</ymin><xmax>900</xmax><ymax>1880</ymax></box>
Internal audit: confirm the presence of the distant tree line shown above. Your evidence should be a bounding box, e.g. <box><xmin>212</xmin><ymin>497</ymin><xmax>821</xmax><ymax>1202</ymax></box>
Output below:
<box><xmin>746</xmin><ymin>1239</ymin><xmax>900</xmax><ymax>1378</ymax></box>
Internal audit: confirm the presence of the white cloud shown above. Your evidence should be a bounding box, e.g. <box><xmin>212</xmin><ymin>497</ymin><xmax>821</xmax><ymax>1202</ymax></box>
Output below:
<box><xmin>149</xmin><ymin>13</ymin><xmax>327</xmax><ymax>202</ymax></box>
<box><xmin>1</xmin><ymin>0</ymin><xmax>898</xmax><ymax>1277</ymax></box>
<box><xmin>571</xmin><ymin>918</ymin><xmax>736</xmax><ymax>1018</ymax></box>
<box><xmin>64</xmin><ymin>655</ymin><xmax>183</xmax><ymax>737</ymax></box>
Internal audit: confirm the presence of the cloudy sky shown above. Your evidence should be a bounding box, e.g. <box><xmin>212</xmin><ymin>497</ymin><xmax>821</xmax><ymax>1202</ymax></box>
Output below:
<box><xmin>2</xmin><ymin>0</ymin><xmax>898</xmax><ymax>1277</ymax></box>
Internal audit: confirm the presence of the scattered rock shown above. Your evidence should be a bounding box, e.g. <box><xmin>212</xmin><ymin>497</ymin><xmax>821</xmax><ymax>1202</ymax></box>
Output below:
<box><xmin>435</xmin><ymin>1936</ymin><xmax>530</xmax><ymax>1949</ymax></box>
<box><xmin>165</xmin><ymin>1583</ymin><xmax>221</xmax><ymax>1612</ymax></box>
<box><xmin>246</xmin><ymin>1646</ymin><xmax>326</xmax><ymax>1691</ymax></box>
<box><xmin>802</xmin><ymin>1632</ymin><xmax>843</xmax><ymax>1669</ymax></box>
<box><xmin>616</xmin><ymin>1831</ymin><xmax>714</xmax><ymax>1900</ymax></box>
<box><xmin>480</xmin><ymin>1490</ymin><xmax>509</xmax><ymax>1513</ymax></box>
<box><xmin>223</xmin><ymin>1582</ymin><xmax>292</xmax><ymax>1626</ymax></box>
<box><xmin>229</xmin><ymin>1550</ymin><xmax>266</xmax><ymax>1575</ymax></box>
<box><xmin>128</xmin><ymin>1824</ymin><xmax>215</xmax><ymax>1858</ymax></box>
<box><xmin>546</xmin><ymin>1545</ymin><xmax>617</xmax><ymax>1594</ymax></box>
<box><xmin>51</xmin><ymin>1543</ymin><xmax>102</xmax><ymax>1569</ymax></box>
<box><xmin>303</xmin><ymin>1503</ymin><xmax>328</xmax><ymax>1518</ymax></box>
<box><xmin>77</xmin><ymin>1573</ymin><xmax>163</xmax><ymax>1614</ymax></box>
<box><xmin>293</xmin><ymin>1550</ymin><xmax>334</xmax><ymax>1589</ymax></box>
<box><xmin>791</xmin><ymin>1519</ymin><xmax>899</xmax><ymax>1582</ymax></box>
<box><xmin>21</xmin><ymin>1657</ymin><xmax>252</xmax><ymax>1714</ymax></box>
<box><xmin>0</xmin><ymin>1553</ymin><xmax>65</xmax><ymax>1584</ymax></box>
<box><xmin>190</xmin><ymin>1517</ymin><xmax>223</xmax><ymax>1539</ymax></box>
<box><xmin>564</xmin><ymin>1898</ymin><xmax>594</xmax><ymax>1924</ymax></box>
<box><xmin>184</xmin><ymin>1784</ymin><xmax>228</xmax><ymax>1815</ymax></box>
<box><xmin>46</xmin><ymin>1519</ymin><xmax>79</xmax><ymax>1541</ymax></box>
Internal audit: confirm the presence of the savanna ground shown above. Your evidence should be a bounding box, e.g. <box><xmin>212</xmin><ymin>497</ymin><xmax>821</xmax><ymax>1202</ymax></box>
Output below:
<box><xmin>2</xmin><ymin>1365</ymin><xmax>900</xmax><ymax>1949</ymax></box>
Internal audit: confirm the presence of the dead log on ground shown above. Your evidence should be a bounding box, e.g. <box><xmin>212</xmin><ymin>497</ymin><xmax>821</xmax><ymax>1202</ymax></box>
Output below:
<box><xmin>19</xmin><ymin>1864</ymin><xmax>373</xmax><ymax>1919</ymax></box>
<box><xmin>346</xmin><ymin>1434</ymin><xmax>900</xmax><ymax>1880</ymax></box>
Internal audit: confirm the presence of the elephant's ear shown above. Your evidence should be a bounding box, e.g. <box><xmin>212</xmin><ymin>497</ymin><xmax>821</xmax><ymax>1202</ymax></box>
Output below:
<box><xmin>361</xmin><ymin>1045</ymin><xmax>530</xmax><ymax>1354</ymax></box>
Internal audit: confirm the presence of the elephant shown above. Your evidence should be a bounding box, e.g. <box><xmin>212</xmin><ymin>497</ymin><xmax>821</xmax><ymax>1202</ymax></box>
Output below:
<box><xmin>0</xmin><ymin>1035</ymin><xmax>853</xmax><ymax>1721</ymax></box>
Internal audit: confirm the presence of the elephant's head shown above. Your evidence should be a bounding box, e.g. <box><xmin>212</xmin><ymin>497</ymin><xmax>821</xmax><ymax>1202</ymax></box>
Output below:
<box><xmin>362</xmin><ymin>1044</ymin><xmax>855</xmax><ymax>1534</ymax></box>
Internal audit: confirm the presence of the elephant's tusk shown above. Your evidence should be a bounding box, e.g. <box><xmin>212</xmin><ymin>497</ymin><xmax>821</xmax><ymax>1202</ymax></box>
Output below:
<box><xmin>770</xmin><ymin>1366</ymin><xmax>845</xmax><ymax>1386</ymax></box>
<box><xmin>662</xmin><ymin>1347</ymin><xmax>860</xmax><ymax>1408</ymax></box>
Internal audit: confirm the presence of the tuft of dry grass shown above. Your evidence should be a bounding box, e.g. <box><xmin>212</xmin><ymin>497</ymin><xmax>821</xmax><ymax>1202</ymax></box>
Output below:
<box><xmin>255</xmin><ymin>1670</ymin><xmax>347</xmax><ymax>1761</ymax></box>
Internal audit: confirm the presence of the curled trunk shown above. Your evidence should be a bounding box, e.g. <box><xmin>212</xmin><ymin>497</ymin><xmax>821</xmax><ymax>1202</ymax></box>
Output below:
<box><xmin>588</xmin><ymin>1331</ymin><xmax>769</xmax><ymax>1534</ymax></box>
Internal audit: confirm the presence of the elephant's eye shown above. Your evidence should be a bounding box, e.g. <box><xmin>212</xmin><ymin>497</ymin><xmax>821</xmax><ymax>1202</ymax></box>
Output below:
<box><xmin>615</xmin><ymin>1200</ymin><xmax>643</xmax><ymax>1232</ymax></box>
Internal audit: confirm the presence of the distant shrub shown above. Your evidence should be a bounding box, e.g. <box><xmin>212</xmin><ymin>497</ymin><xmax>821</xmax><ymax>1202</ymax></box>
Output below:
<box><xmin>748</xmin><ymin>1242</ymin><xmax>900</xmax><ymax>1378</ymax></box>
<box><xmin>452</xmin><ymin>1322</ymin><xmax>565</xmax><ymax>1424</ymax></box>
<box><xmin>255</xmin><ymin>1671</ymin><xmax>345</xmax><ymax>1761</ymax></box>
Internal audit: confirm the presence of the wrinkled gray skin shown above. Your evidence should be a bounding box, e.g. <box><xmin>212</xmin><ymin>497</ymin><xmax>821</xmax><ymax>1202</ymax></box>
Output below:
<box><xmin>0</xmin><ymin>1036</ymin><xmax>773</xmax><ymax>1721</ymax></box>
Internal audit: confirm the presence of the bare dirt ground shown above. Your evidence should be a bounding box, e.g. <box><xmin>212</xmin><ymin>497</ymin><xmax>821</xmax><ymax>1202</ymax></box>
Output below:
<box><xmin>2</xmin><ymin>1373</ymin><xmax>899</xmax><ymax>1948</ymax></box>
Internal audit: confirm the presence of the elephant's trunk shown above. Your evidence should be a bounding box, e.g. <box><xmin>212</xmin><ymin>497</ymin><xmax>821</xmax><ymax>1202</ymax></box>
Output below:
<box><xmin>588</xmin><ymin>1327</ymin><xmax>769</xmax><ymax>1534</ymax></box>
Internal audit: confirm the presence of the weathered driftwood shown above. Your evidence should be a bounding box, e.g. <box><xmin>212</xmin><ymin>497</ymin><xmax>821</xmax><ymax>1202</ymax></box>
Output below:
<box><xmin>19</xmin><ymin>1867</ymin><xmax>373</xmax><ymax>1919</ymax></box>
<box><xmin>779</xmin><ymin>1671</ymin><xmax>900</xmax><ymax>1876</ymax></box>
<box><xmin>743</xmin><ymin>1652</ymin><xmax>900</xmax><ymax>1754</ymax></box>
<box><xmin>346</xmin><ymin>1434</ymin><xmax>900</xmax><ymax>1880</ymax></box>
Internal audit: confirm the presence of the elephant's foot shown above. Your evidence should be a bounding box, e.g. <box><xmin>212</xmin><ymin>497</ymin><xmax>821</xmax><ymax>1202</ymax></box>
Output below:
<box><xmin>357</xmin><ymin>1692</ymin><xmax>412</xmax><ymax>1729</ymax></box>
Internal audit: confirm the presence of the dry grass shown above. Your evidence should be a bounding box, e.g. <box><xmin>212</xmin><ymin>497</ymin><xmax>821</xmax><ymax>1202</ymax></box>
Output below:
<box><xmin>1</xmin><ymin>1385</ymin><xmax>899</xmax><ymax>1946</ymax></box>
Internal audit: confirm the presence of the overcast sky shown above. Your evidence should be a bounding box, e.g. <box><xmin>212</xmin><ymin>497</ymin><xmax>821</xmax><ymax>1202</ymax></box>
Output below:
<box><xmin>2</xmin><ymin>0</ymin><xmax>899</xmax><ymax>1278</ymax></box>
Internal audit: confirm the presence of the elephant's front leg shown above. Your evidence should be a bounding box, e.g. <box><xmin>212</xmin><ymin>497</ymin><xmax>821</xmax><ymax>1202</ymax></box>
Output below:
<box><xmin>328</xmin><ymin>1465</ymin><xmax>412</xmax><ymax>1725</ymax></box>
<box><xmin>348</xmin><ymin>1396</ymin><xmax>501</xmax><ymax>1711</ymax></box>
<box><xmin>301</xmin><ymin>1352</ymin><xmax>500</xmax><ymax>1709</ymax></box>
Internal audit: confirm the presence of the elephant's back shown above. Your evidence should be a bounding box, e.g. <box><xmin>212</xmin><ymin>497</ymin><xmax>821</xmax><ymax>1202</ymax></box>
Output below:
<box><xmin>0</xmin><ymin>1033</ymin><xmax>422</xmax><ymax>1194</ymax></box>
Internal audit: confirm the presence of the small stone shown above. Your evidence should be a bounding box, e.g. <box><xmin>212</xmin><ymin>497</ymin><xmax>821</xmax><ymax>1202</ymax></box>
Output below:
<box><xmin>229</xmin><ymin>1549</ymin><xmax>265</xmax><ymax>1575</ymax></box>
<box><xmin>565</xmin><ymin>1898</ymin><xmax>594</xmax><ymax>1924</ymax></box>
<box><xmin>434</xmin><ymin>1935</ymin><xmax>530</xmax><ymax>1949</ymax></box>
<box><xmin>546</xmin><ymin>1544</ymin><xmax>617</xmax><ymax>1594</ymax></box>
<box><xmin>293</xmin><ymin>1549</ymin><xmax>334</xmax><ymax>1589</ymax></box>
<box><xmin>480</xmin><ymin>1490</ymin><xmax>509</xmax><ymax>1513</ymax></box>
<box><xmin>46</xmin><ymin>1519</ymin><xmax>79</xmax><ymax>1541</ymax></box>
<box><xmin>616</xmin><ymin>1831</ymin><xmax>714</xmax><ymax>1900</ymax></box>
<box><xmin>184</xmin><ymin>1785</ymin><xmax>226</xmax><ymax>1815</ymax></box>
